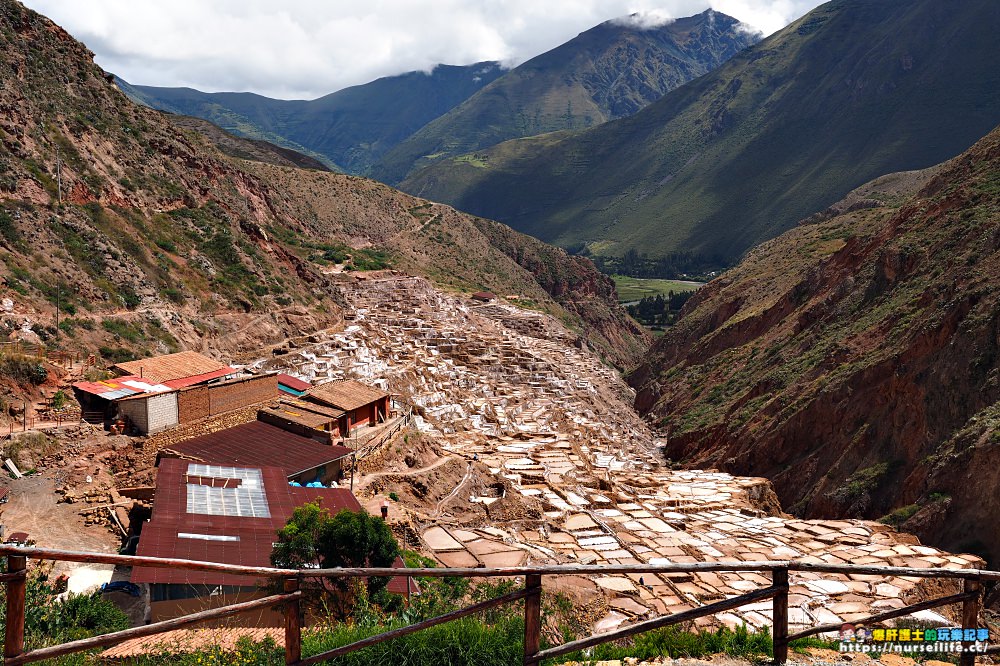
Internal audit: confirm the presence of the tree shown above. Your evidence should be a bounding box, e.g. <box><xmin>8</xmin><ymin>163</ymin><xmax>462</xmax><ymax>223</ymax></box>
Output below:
<box><xmin>271</xmin><ymin>502</ymin><xmax>401</xmax><ymax>616</ymax></box>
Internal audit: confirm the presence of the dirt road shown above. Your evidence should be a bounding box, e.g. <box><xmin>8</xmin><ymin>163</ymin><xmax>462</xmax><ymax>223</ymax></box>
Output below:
<box><xmin>2</xmin><ymin>472</ymin><xmax>119</xmax><ymax>578</ymax></box>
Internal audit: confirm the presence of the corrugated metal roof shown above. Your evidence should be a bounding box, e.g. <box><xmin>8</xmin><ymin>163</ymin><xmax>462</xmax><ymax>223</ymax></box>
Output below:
<box><xmin>73</xmin><ymin>375</ymin><xmax>170</xmax><ymax>400</ymax></box>
<box><xmin>130</xmin><ymin>459</ymin><xmax>412</xmax><ymax>597</ymax></box>
<box><xmin>112</xmin><ymin>351</ymin><xmax>228</xmax><ymax>384</ymax></box>
<box><xmin>276</xmin><ymin>373</ymin><xmax>312</xmax><ymax>393</ymax></box>
<box><xmin>131</xmin><ymin>459</ymin><xmax>363</xmax><ymax>586</ymax></box>
<box><xmin>306</xmin><ymin>380</ymin><xmax>388</xmax><ymax>412</ymax></box>
<box><xmin>161</xmin><ymin>421</ymin><xmax>352</xmax><ymax>477</ymax></box>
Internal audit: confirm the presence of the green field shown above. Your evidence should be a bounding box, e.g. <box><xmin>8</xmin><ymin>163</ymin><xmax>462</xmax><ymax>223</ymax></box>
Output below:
<box><xmin>612</xmin><ymin>275</ymin><xmax>703</xmax><ymax>303</ymax></box>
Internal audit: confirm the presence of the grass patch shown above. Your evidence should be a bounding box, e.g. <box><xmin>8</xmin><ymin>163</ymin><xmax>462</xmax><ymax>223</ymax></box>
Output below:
<box><xmin>0</xmin><ymin>355</ymin><xmax>47</xmax><ymax>384</ymax></box>
<box><xmin>612</xmin><ymin>275</ymin><xmax>703</xmax><ymax>303</ymax></box>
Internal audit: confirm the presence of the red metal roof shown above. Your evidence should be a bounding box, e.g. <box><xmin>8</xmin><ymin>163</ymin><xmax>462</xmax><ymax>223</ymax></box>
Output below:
<box><xmin>275</xmin><ymin>374</ymin><xmax>312</xmax><ymax>393</ymax></box>
<box><xmin>161</xmin><ymin>421</ymin><xmax>352</xmax><ymax>477</ymax></box>
<box><xmin>131</xmin><ymin>459</ymin><xmax>362</xmax><ymax>586</ymax></box>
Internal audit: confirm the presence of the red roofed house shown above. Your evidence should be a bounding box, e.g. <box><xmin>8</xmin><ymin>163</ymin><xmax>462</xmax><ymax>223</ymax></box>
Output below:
<box><xmin>158</xmin><ymin>419</ymin><xmax>353</xmax><ymax>486</ymax></box>
<box><xmin>132</xmin><ymin>458</ymin><xmax>413</xmax><ymax>623</ymax></box>
<box><xmin>303</xmin><ymin>380</ymin><xmax>390</xmax><ymax>438</ymax></box>
<box><xmin>73</xmin><ymin>351</ymin><xmax>277</xmax><ymax>434</ymax></box>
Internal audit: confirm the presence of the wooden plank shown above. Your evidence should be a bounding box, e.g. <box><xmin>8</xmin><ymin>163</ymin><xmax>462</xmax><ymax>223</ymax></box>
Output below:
<box><xmin>961</xmin><ymin>578</ymin><xmax>981</xmax><ymax>666</ymax></box>
<box><xmin>7</xmin><ymin>591</ymin><xmax>301</xmax><ymax>665</ymax></box>
<box><xmin>535</xmin><ymin>584</ymin><xmax>784</xmax><ymax>663</ymax></box>
<box><xmin>523</xmin><ymin>574</ymin><xmax>542</xmax><ymax>665</ymax></box>
<box><xmin>0</xmin><ymin>544</ymin><xmax>995</xmax><ymax>585</ymax></box>
<box><xmin>4</xmin><ymin>555</ymin><xmax>26</xmax><ymax>661</ymax></box>
<box><xmin>297</xmin><ymin>586</ymin><xmax>532</xmax><ymax>666</ymax></box>
<box><xmin>0</xmin><ymin>545</ymin><xmax>298</xmax><ymax>579</ymax></box>
<box><xmin>0</xmin><ymin>570</ymin><xmax>27</xmax><ymax>583</ymax></box>
<box><xmin>284</xmin><ymin>579</ymin><xmax>301</xmax><ymax>665</ymax></box>
<box><xmin>791</xmin><ymin>561</ymin><xmax>1000</xmax><ymax>581</ymax></box>
<box><xmin>787</xmin><ymin>590</ymin><xmax>979</xmax><ymax>641</ymax></box>
<box><xmin>772</xmin><ymin>568</ymin><xmax>789</xmax><ymax>665</ymax></box>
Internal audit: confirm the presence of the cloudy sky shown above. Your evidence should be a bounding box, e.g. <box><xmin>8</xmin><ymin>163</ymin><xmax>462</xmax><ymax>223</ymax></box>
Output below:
<box><xmin>23</xmin><ymin>0</ymin><xmax>825</xmax><ymax>100</ymax></box>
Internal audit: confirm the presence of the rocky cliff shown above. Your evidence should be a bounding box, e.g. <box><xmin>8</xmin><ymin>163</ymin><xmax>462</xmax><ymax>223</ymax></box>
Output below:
<box><xmin>629</xmin><ymin>125</ymin><xmax>1000</xmax><ymax>563</ymax></box>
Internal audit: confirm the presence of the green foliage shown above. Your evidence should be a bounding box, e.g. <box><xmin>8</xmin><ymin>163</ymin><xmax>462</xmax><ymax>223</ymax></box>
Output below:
<box><xmin>0</xmin><ymin>566</ymin><xmax>129</xmax><ymax>658</ymax></box>
<box><xmin>878</xmin><ymin>503</ymin><xmax>920</xmax><ymax>527</ymax></box>
<box><xmin>0</xmin><ymin>355</ymin><xmax>48</xmax><ymax>384</ymax></box>
<box><xmin>49</xmin><ymin>389</ymin><xmax>67</xmax><ymax>410</ymax></box>
<box><xmin>98</xmin><ymin>346</ymin><xmax>140</xmax><ymax>363</ymax></box>
<box><xmin>271</xmin><ymin>504</ymin><xmax>401</xmax><ymax>615</ymax></box>
<box><xmin>101</xmin><ymin>318</ymin><xmax>144</xmax><ymax>342</ymax></box>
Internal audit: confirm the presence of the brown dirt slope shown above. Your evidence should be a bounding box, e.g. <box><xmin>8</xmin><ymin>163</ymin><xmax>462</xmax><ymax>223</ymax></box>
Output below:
<box><xmin>0</xmin><ymin>0</ymin><xmax>646</xmax><ymax>369</ymax></box>
<box><xmin>629</xmin><ymin>124</ymin><xmax>1000</xmax><ymax>563</ymax></box>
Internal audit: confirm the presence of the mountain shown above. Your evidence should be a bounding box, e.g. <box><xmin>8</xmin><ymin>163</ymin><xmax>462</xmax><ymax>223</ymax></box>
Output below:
<box><xmin>628</xmin><ymin>124</ymin><xmax>1000</xmax><ymax>562</ymax></box>
<box><xmin>373</xmin><ymin>10</ymin><xmax>759</xmax><ymax>184</ymax></box>
<box><xmin>398</xmin><ymin>0</ymin><xmax>1000</xmax><ymax>269</ymax></box>
<box><xmin>118</xmin><ymin>62</ymin><xmax>505</xmax><ymax>174</ymax></box>
<box><xmin>0</xmin><ymin>0</ymin><xmax>645</xmax><ymax>368</ymax></box>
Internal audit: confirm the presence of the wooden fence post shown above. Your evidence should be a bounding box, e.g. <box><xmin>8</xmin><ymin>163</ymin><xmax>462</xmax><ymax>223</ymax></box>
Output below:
<box><xmin>961</xmin><ymin>577</ymin><xmax>981</xmax><ymax>666</ymax></box>
<box><xmin>284</xmin><ymin>578</ymin><xmax>301</xmax><ymax>665</ymax></box>
<box><xmin>772</xmin><ymin>567</ymin><xmax>789</xmax><ymax>665</ymax></box>
<box><xmin>4</xmin><ymin>555</ymin><xmax>27</xmax><ymax>661</ymax></box>
<box><xmin>523</xmin><ymin>574</ymin><xmax>542</xmax><ymax>666</ymax></box>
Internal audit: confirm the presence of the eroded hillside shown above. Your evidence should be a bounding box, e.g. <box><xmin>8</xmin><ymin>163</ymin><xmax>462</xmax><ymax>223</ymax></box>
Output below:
<box><xmin>630</xmin><ymin>125</ymin><xmax>1000</xmax><ymax>563</ymax></box>
<box><xmin>0</xmin><ymin>0</ymin><xmax>645</xmax><ymax>372</ymax></box>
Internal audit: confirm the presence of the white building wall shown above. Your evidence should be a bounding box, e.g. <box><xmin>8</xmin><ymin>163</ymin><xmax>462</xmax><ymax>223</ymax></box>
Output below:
<box><xmin>116</xmin><ymin>398</ymin><xmax>148</xmax><ymax>434</ymax></box>
<box><xmin>145</xmin><ymin>392</ymin><xmax>179</xmax><ymax>434</ymax></box>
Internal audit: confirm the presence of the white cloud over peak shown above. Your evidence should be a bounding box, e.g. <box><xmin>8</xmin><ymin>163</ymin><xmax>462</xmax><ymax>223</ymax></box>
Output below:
<box><xmin>21</xmin><ymin>1</ymin><xmax>825</xmax><ymax>99</ymax></box>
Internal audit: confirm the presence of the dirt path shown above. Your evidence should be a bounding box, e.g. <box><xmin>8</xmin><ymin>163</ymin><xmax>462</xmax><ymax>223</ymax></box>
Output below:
<box><xmin>434</xmin><ymin>462</ymin><xmax>473</xmax><ymax>517</ymax></box>
<box><xmin>353</xmin><ymin>454</ymin><xmax>457</xmax><ymax>490</ymax></box>
<box><xmin>2</xmin><ymin>473</ymin><xmax>119</xmax><ymax>578</ymax></box>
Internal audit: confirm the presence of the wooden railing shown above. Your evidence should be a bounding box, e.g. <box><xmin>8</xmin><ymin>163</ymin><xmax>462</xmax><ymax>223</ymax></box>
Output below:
<box><xmin>1</xmin><ymin>545</ymin><xmax>997</xmax><ymax>665</ymax></box>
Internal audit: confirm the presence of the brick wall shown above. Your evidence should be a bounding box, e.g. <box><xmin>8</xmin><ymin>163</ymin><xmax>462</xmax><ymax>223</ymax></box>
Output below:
<box><xmin>146</xmin><ymin>392</ymin><xmax>179</xmax><ymax>433</ymax></box>
<box><xmin>177</xmin><ymin>386</ymin><xmax>209</xmax><ymax>423</ymax></box>
<box><xmin>176</xmin><ymin>375</ymin><xmax>278</xmax><ymax>423</ymax></box>
<box><xmin>209</xmin><ymin>375</ymin><xmax>278</xmax><ymax>416</ymax></box>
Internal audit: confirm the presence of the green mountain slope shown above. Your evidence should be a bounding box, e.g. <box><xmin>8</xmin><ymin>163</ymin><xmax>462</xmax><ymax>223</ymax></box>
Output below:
<box><xmin>628</xmin><ymin>124</ymin><xmax>1000</xmax><ymax>561</ymax></box>
<box><xmin>399</xmin><ymin>0</ymin><xmax>1000</xmax><ymax>267</ymax></box>
<box><xmin>0</xmin><ymin>0</ymin><xmax>646</xmax><ymax>369</ymax></box>
<box><xmin>119</xmin><ymin>62</ymin><xmax>505</xmax><ymax>175</ymax></box>
<box><xmin>373</xmin><ymin>10</ymin><xmax>759</xmax><ymax>184</ymax></box>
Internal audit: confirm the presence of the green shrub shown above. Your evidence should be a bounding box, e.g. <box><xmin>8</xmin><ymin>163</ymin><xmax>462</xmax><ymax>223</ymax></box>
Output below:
<box><xmin>0</xmin><ymin>355</ymin><xmax>48</xmax><ymax>384</ymax></box>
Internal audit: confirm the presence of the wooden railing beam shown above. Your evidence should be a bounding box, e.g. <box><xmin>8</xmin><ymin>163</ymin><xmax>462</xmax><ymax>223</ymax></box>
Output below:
<box><xmin>297</xmin><ymin>585</ymin><xmax>532</xmax><ymax>666</ymax></box>
<box><xmin>772</xmin><ymin>567</ymin><xmax>789</xmax><ymax>665</ymax></box>
<box><xmin>4</xmin><ymin>555</ymin><xmax>26</xmax><ymax>662</ymax></box>
<box><xmin>534</xmin><ymin>583</ymin><xmax>786</xmax><ymax>663</ymax></box>
<box><xmin>523</xmin><ymin>574</ymin><xmax>542</xmax><ymax>666</ymax></box>
<box><xmin>961</xmin><ymin>578</ymin><xmax>981</xmax><ymax>666</ymax></box>
<box><xmin>6</xmin><ymin>591</ymin><xmax>301</xmax><ymax>665</ymax></box>
<box><xmin>787</xmin><ymin>589</ymin><xmax>980</xmax><ymax>641</ymax></box>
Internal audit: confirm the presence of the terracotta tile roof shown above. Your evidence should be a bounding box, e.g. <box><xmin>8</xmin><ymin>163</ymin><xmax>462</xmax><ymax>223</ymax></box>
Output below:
<box><xmin>112</xmin><ymin>351</ymin><xmax>231</xmax><ymax>384</ymax></box>
<box><xmin>100</xmin><ymin>627</ymin><xmax>283</xmax><ymax>660</ymax></box>
<box><xmin>306</xmin><ymin>380</ymin><xmax>387</xmax><ymax>412</ymax></box>
<box><xmin>161</xmin><ymin>421</ymin><xmax>352</xmax><ymax>478</ymax></box>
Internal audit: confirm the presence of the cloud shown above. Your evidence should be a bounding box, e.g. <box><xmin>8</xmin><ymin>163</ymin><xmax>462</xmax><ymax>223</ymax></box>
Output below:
<box><xmin>21</xmin><ymin>0</ymin><xmax>825</xmax><ymax>99</ymax></box>
<box><xmin>610</xmin><ymin>11</ymin><xmax>677</xmax><ymax>30</ymax></box>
